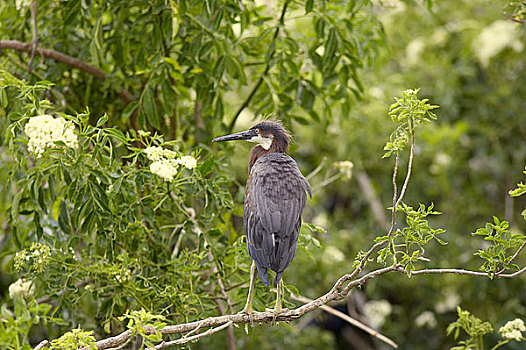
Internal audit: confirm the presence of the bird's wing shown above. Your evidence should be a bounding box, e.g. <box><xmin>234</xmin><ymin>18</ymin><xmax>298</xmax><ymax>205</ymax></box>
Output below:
<box><xmin>245</xmin><ymin>154</ymin><xmax>311</xmax><ymax>275</ymax></box>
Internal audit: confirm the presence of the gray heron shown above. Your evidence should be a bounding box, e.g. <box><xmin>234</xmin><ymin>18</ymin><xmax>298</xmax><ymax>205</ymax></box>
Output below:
<box><xmin>212</xmin><ymin>120</ymin><xmax>312</xmax><ymax>319</ymax></box>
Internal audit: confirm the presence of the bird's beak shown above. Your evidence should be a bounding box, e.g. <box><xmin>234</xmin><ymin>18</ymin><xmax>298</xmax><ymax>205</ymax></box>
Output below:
<box><xmin>212</xmin><ymin>129</ymin><xmax>257</xmax><ymax>143</ymax></box>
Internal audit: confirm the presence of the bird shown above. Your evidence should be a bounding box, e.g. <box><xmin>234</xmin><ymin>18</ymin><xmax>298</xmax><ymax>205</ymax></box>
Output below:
<box><xmin>212</xmin><ymin>120</ymin><xmax>312</xmax><ymax>319</ymax></box>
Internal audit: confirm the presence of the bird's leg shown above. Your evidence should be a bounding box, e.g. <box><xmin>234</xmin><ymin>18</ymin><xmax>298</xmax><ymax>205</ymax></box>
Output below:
<box><xmin>240</xmin><ymin>261</ymin><xmax>257</xmax><ymax>324</ymax></box>
<box><xmin>271</xmin><ymin>279</ymin><xmax>284</xmax><ymax>323</ymax></box>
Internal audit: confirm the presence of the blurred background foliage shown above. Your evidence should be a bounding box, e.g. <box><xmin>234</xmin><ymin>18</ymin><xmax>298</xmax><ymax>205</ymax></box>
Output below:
<box><xmin>1</xmin><ymin>0</ymin><xmax>526</xmax><ymax>349</ymax></box>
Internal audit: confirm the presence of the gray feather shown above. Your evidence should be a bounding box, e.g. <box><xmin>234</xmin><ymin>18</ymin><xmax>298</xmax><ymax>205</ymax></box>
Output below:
<box><xmin>244</xmin><ymin>153</ymin><xmax>310</xmax><ymax>286</ymax></box>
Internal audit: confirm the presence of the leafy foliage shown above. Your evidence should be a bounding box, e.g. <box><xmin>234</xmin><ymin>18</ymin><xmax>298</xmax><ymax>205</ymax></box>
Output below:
<box><xmin>383</xmin><ymin>88</ymin><xmax>438</xmax><ymax>158</ymax></box>
<box><xmin>1</xmin><ymin>69</ymin><xmax>234</xmax><ymax>339</ymax></box>
<box><xmin>447</xmin><ymin>307</ymin><xmax>526</xmax><ymax>350</ymax></box>
<box><xmin>447</xmin><ymin>307</ymin><xmax>494</xmax><ymax>350</ymax></box>
<box><xmin>377</xmin><ymin>203</ymin><xmax>446</xmax><ymax>275</ymax></box>
<box><xmin>509</xmin><ymin>167</ymin><xmax>526</xmax><ymax>220</ymax></box>
<box><xmin>49</xmin><ymin>329</ymin><xmax>97</xmax><ymax>350</ymax></box>
<box><xmin>1</xmin><ymin>0</ymin><xmax>526</xmax><ymax>349</ymax></box>
<box><xmin>119</xmin><ymin>309</ymin><xmax>167</xmax><ymax>347</ymax></box>
<box><xmin>472</xmin><ymin>217</ymin><xmax>526</xmax><ymax>276</ymax></box>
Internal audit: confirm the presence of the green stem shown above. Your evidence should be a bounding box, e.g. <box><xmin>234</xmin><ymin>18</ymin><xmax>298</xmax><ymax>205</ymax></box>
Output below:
<box><xmin>490</xmin><ymin>340</ymin><xmax>510</xmax><ymax>350</ymax></box>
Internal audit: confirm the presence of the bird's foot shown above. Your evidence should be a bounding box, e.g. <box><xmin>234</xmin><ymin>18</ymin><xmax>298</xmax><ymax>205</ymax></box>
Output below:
<box><xmin>265</xmin><ymin>306</ymin><xmax>289</xmax><ymax>324</ymax></box>
<box><xmin>238</xmin><ymin>305</ymin><xmax>255</xmax><ymax>331</ymax></box>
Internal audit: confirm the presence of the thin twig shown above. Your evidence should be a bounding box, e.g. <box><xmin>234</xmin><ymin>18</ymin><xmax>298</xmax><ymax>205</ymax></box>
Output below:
<box><xmin>27</xmin><ymin>0</ymin><xmax>38</xmax><ymax>74</ymax></box>
<box><xmin>345</xmin><ymin>133</ymin><xmax>414</xmax><ymax>284</ymax></box>
<box><xmin>34</xmin><ymin>340</ymin><xmax>49</xmax><ymax>350</ymax></box>
<box><xmin>389</xmin><ymin>153</ymin><xmax>400</xmax><ymax>237</ymax></box>
<box><xmin>154</xmin><ymin>322</ymin><xmax>234</xmax><ymax>348</ymax></box>
<box><xmin>228</xmin><ymin>1</ymin><xmax>289</xmax><ymax>132</ymax></box>
<box><xmin>290</xmin><ymin>294</ymin><xmax>398</xmax><ymax>349</ymax></box>
<box><xmin>496</xmin><ymin>239</ymin><xmax>526</xmax><ymax>276</ymax></box>
<box><xmin>36</xmin><ymin>279</ymin><xmax>95</xmax><ymax>304</ymax></box>
<box><xmin>312</xmin><ymin>174</ymin><xmax>340</xmax><ymax>192</ymax></box>
<box><xmin>396</xmin><ymin>266</ymin><xmax>526</xmax><ymax>278</ymax></box>
<box><xmin>182</xmin><ymin>323</ymin><xmax>203</xmax><ymax>338</ymax></box>
<box><xmin>393</xmin><ymin>134</ymin><xmax>414</xmax><ymax>213</ymax></box>
<box><xmin>504</xmin><ymin>11</ymin><xmax>525</xmax><ymax>23</ymax></box>
<box><xmin>343</xmin><ymin>152</ymin><xmax>401</xmax><ymax>284</ymax></box>
<box><xmin>356</xmin><ymin>170</ymin><xmax>389</xmax><ymax>230</ymax></box>
<box><xmin>306</xmin><ymin>157</ymin><xmax>326</xmax><ymax>180</ymax></box>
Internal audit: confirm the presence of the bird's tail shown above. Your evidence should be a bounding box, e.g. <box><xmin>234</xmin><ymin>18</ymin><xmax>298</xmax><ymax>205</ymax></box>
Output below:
<box><xmin>255</xmin><ymin>264</ymin><xmax>269</xmax><ymax>287</ymax></box>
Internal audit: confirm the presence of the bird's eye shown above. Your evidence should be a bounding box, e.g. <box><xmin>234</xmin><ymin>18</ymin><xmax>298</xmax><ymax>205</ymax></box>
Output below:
<box><xmin>255</xmin><ymin>129</ymin><xmax>260</xmax><ymax>135</ymax></box>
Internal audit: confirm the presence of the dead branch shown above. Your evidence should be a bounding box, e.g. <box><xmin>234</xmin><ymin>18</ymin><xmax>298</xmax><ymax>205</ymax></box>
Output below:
<box><xmin>290</xmin><ymin>294</ymin><xmax>398</xmax><ymax>349</ymax></box>
<box><xmin>0</xmin><ymin>40</ymin><xmax>132</xmax><ymax>103</ymax></box>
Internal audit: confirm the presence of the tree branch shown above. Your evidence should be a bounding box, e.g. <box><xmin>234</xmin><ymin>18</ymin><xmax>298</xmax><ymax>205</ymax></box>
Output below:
<box><xmin>344</xmin><ymin>132</ymin><xmax>415</xmax><ymax>286</ymax></box>
<box><xmin>27</xmin><ymin>0</ymin><xmax>38</xmax><ymax>74</ymax></box>
<box><xmin>0</xmin><ymin>40</ymin><xmax>133</xmax><ymax>103</ymax></box>
<box><xmin>396</xmin><ymin>266</ymin><xmax>526</xmax><ymax>278</ymax></box>
<box><xmin>154</xmin><ymin>322</ymin><xmax>234</xmax><ymax>348</ymax></box>
<box><xmin>33</xmin><ymin>121</ymin><xmax>526</xmax><ymax>349</ymax></box>
<box><xmin>356</xmin><ymin>170</ymin><xmax>390</xmax><ymax>230</ymax></box>
<box><xmin>227</xmin><ymin>1</ymin><xmax>289</xmax><ymax>132</ymax></box>
<box><xmin>290</xmin><ymin>294</ymin><xmax>398</xmax><ymax>349</ymax></box>
<box><xmin>496</xmin><ymin>239</ymin><xmax>526</xmax><ymax>276</ymax></box>
<box><xmin>40</xmin><ymin>258</ymin><xmax>526</xmax><ymax>350</ymax></box>
<box><xmin>504</xmin><ymin>11</ymin><xmax>525</xmax><ymax>23</ymax></box>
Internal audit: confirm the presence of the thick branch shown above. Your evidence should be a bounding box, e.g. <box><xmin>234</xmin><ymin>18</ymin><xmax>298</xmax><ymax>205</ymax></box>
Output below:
<box><xmin>0</xmin><ymin>40</ymin><xmax>132</xmax><ymax>103</ymax></box>
<box><xmin>42</xmin><ymin>260</ymin><xmax>526</xmax><ymax>350</ymax></box>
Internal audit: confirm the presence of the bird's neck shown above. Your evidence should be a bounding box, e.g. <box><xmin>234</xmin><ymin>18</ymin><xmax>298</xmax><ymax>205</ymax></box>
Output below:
<box><xmin>248</xmin><ymin>142</ymin><xmax>288</xmax><ymax>172</ymax></box>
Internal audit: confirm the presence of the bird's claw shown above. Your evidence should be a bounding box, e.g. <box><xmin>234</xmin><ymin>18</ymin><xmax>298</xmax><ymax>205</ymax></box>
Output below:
<box><xmin>239</xmin><ymin>307</ymin><xmax>255</xmax><ymax>326</ymax></box>
<box><xmin>265</xmin><ymin>307</ymin><xmax>288</xmax><ymax>324</ymax></box>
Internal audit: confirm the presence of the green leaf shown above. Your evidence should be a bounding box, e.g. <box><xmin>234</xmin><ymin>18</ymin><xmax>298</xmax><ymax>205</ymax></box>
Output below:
<box><xmin>170</xmin><ymin>0</ymin><xmax>180</xmax><ymax>40</ymax></box>
<box><xmin>122</xmin><ymin>101</ymin><xmax>140</xmax><ymax>119</ymax></box>
<box><xmin>0</xmin><ymin>87</ymin><xmax>7</xmax><ymax>108</ymax></box>
<box><xmin>58</xmin><ymin>200</ymin><xmax>71</xmax><ymax>235</ymax></box>
<box><xmin>305</xmin><ymin>0</ymin><xmax>313</xmax><ymax>13</ymax></box>
<box><xmin>105</xmin><ymin>128</ymin><xmax>127</xmax><ymax>144</ymax></box>
<box><xmin>141</xmin><ymin>86</ymin><xmax>160</xmax><ymax>129</ymax></box>
<box><xmin>96</xmin><ymin>114</ymin><xmax>108</xmax><ymax>127</ymax></box>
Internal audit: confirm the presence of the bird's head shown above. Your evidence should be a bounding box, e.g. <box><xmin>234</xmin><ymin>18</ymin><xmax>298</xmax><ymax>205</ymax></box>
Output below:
<box><xmin>212</xmin><ymin>120</ymin><xmax>290</xmax><ymax>153</ymax></box>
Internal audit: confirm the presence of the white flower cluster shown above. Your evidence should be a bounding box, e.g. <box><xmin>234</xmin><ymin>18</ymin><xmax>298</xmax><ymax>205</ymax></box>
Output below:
<box><xmin>14</xmin><ymin>242</ymin><xmax>52</xmax><ymax>274</ymax></box>
<box><xmin>499</xmin><ymin>318</ymin><xmax>526</xmax><ymax>341</ymax></box>
<box><xmin>149</xmin><ymin>161</ymin><xmax>178</xmax><ymax>182</ymax></box>
<box><xmin>115</xmin><ymin>269</ymin><xmax>132</xmax><ymax>283</ymax></box>
<box><xmin>364</xmin><ymin>299</ymin><xmax>392</xmax><ymax>329</ymax></box>
<box><xmin>144</xmin><ymin>146</ymin><xmax>178</xmax><ymax>161</ymax></box>
<box><xmin>474</xmin><ymin>20</ymin><xmax>524</xmax><ymax>67</ymax></box>
<box><xmin>144</xmin><ymin>146</ymin><xmax>197</xmax><ymax>182</ymax></box>
<box><xmin>9</xmin><ymin>278</ymin><xmax>35</xmax><ymax>300</ymax></box>
<box><xmin>175</xmin><ymin>155</ymin><xmax>197</xmax><ymax>170</ymax></box>
<box><xmin>334</xmin><ymin>161</ymin><xmax>354</xmax><ymax>180</ymax></box>
<box><xmin>415</xmin><ymin>311</ymin><xmax>437</xmax><ymax>328</ymax></box>
<box><xmin>25</xmin><ymin>114</ymin><xmax>78</xmax><ymax>157</ymax></box>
